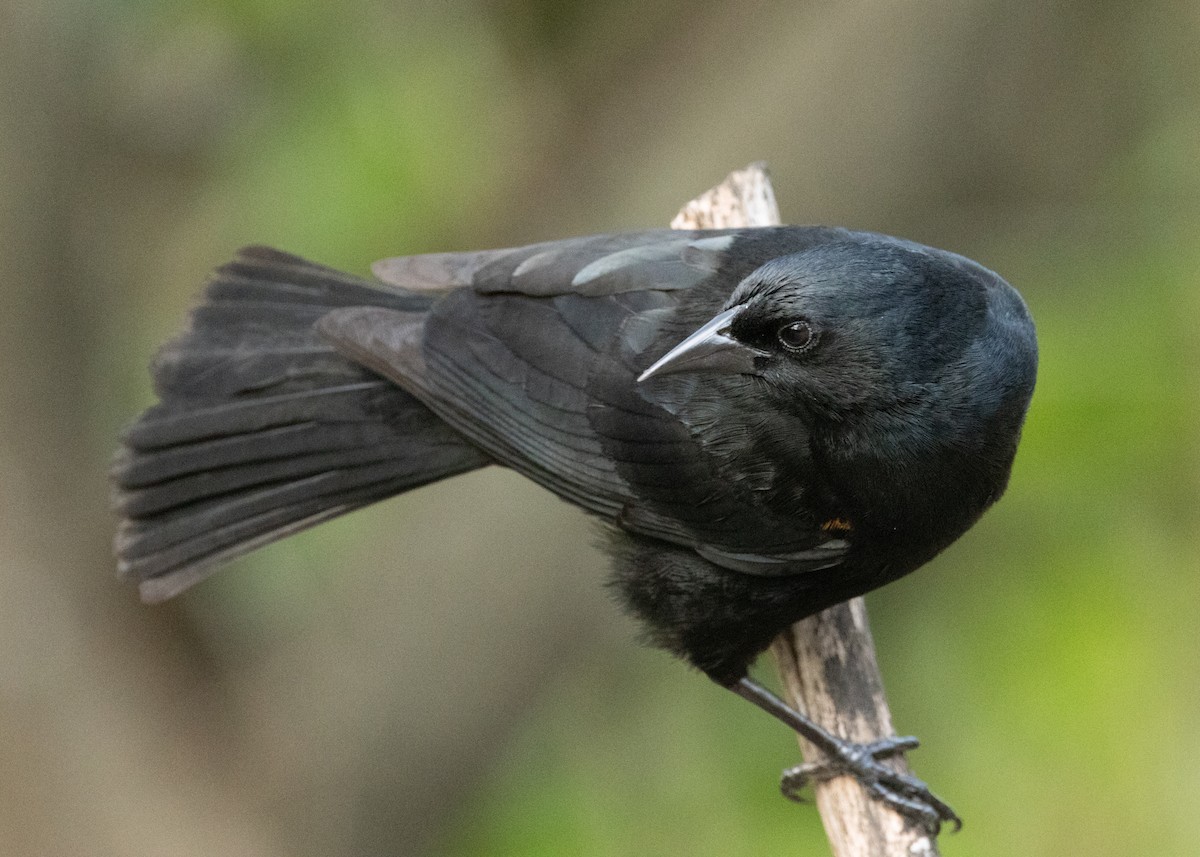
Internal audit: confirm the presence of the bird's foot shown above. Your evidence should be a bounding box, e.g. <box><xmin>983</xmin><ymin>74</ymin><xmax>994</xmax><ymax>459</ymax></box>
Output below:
<box><xmin>780</xmin><ymin>735</ymin><xmax>961</xmax><ymax>835</ymax></box>
<box><xmin>729</xmin><ymin>678</ymin><xmax>960</xmax><ymax>835</ymax></box>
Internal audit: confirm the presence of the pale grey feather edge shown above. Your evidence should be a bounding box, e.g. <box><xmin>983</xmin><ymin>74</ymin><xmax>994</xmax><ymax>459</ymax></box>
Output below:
<box><xmin>371</xmin><ymin>231</ymin><xmax>740</xmax><ymax>297</ymax></box>
<box><xmin>371</xmin><ymin>247</ymin><xmax>525</xmax><ymax>293</ymax></box>
<box><xmin>568</xmin><ymin>234</ymin><xmax>737</xmax><ymax>287</ymax></box>
<box><xmin>569</xmin><ymin>239</ymin><xmax>691</xmax><ymax>286</ymax></box>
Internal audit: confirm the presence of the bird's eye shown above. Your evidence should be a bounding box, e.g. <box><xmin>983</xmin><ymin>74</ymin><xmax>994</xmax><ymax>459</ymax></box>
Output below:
<box><xmin>776</xmin><ymin>320</ymin><xmax>815</xmax><ymax>352</ymax></box>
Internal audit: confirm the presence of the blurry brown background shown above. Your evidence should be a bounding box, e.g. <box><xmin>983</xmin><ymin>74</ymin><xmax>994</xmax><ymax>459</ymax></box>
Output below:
<box><xmin>2</xmin><ymin>1</ymin><xmax>1198</xmax><ymax>855</ymax></box>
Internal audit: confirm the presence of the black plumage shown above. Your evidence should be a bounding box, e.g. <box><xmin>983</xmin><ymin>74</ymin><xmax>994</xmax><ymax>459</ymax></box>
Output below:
<box><xmin>112</xmin><ymin>227</ymin><xmax>1037</xmax><ymax>830</ymax></box>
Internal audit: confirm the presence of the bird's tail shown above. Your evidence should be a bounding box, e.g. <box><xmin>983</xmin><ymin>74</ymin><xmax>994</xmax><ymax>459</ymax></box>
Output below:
<box><xmin>112</xmin><ymin>246</ymin><xmax>488</xmax><ymax>602</ymax></box>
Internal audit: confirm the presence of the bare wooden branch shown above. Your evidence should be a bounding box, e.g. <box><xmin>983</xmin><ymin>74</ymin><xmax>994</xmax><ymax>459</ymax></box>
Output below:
<box><xmin>673</xmin><ymin>165</ymin><xmax>938</xmax><ymax>857</ymax></box>
<box><xmin>670</xmin><ymin>162</ymin><xmax>780</xmax><ymax>229</ymax></box>
<box><xmin>771</xmin><ymin>606</ymin><xmax>939</xmax><ymax>857</ymax></box>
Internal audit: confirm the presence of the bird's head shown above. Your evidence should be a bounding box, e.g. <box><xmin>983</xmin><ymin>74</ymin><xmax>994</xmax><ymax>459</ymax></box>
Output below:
<box><xmin>640</xmin><ymin>238</ymin><xmax>1038</xmax><ymax>514</ymax></box>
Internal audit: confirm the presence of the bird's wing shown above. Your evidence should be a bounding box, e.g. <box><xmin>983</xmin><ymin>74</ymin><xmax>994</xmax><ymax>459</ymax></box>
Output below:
<box><xmin>321</xmin><ymin>230</ymin><xmax>848</xmax><ymax>574</ymax></box>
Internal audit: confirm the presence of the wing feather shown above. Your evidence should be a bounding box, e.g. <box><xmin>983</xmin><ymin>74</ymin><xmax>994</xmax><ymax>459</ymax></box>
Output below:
<box><xmin>323</xmin><ymin>229</ymin><xmax>854</xmax><ymax>574</ymax></box>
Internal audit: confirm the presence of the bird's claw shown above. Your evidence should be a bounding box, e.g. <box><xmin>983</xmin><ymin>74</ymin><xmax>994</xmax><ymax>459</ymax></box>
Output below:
<box><xmin>780</xmin><ymin>735</ymin><xmax>961</xmax><ymax>836</ymax></box>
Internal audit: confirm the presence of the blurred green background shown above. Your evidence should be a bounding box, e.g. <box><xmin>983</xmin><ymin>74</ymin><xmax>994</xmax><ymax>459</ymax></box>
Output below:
<box><xmin>2</xmin><ymin>1</ymin><xmax>1198</xmax><ymax>855</ymax></box>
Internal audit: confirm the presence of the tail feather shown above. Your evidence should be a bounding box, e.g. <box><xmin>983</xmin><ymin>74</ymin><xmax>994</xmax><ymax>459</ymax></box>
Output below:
<box><xmin>121</xmin><ymin>382</ymin><xmax>386</xmax><ymax>450</ymax></box>
<box><xmin>117</xmin><ymin>465</ymin><xmax>414</xmax><ymax>582</ymax></box>
<box><xmin>117</xmin><ymin>426</ymin><xmax>405</xmax><ymax>517</ymax></box>
<box><xmin>119</xmin><ymin>416</ymin><xmax>406</xmax><ymax>486</ymax></box>
<box><xmin>113</xmin><ymin>246</ymin><xmax>489</xmax><ymax>601</ymax></box>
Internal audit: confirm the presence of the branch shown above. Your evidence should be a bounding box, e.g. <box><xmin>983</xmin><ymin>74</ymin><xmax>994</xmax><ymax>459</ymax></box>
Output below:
<box><xmin>672</xmin><ymin>165</ymin><xmax>939</xmax><ymax>857</ymax></box>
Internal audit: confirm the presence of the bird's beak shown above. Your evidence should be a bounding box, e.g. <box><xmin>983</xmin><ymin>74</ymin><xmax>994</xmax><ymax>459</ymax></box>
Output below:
<box><xmin>638</xmin><ymin>307</ymin><xmax>765</xmax><ymax>382</ymax></box>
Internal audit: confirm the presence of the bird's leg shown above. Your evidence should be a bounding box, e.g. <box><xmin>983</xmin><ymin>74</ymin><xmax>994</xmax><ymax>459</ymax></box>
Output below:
<box><xmin>729</xmin><ymin>676</ymin><xmax>961</xmax><ymax>835</ymax></box>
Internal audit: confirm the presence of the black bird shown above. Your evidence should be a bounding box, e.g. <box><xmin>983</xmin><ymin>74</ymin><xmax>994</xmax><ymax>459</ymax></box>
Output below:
<box><xmin>112</xmin><ymin>227</ymin><xmax>1037</xmax><ymax>831</ymax></box>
